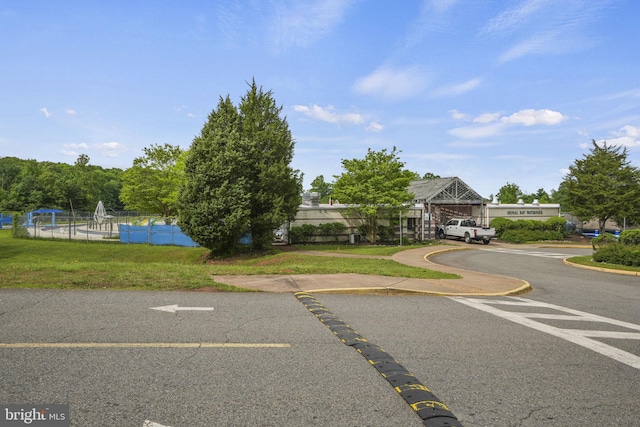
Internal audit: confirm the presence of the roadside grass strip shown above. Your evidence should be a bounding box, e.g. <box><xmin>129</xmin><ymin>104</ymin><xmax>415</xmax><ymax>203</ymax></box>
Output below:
<box><xmin>295</xmin><ymin>291</ymin><xmax>462</xmax><ymax>427</ymax></box>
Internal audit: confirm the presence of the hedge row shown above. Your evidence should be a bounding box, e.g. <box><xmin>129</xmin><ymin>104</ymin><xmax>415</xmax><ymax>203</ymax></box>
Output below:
<box><xmin>499</xmin><ymin>230</ymin><xmax>564</xmax><ymax>244</ymax></box>
<box><xmin>289</xmin><ymin>222</ymin><xmax>348</xmax><ymax>244</ymax></box>
<box><xmin>489</xmin><ymin>217</ymin><xmax>567</xmax><ymax>243</ymax></box>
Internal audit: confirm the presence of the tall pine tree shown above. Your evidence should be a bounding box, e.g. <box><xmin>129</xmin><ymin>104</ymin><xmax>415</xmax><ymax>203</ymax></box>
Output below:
<box><xmin>179</xmin><ymin>81</ymin><xmax>302</xmax><ymax>254</ymax></box>
<box><xmin>563</xmin><ymin>140</ymin><xmax>640</xmax><ymax>232</ymax></box>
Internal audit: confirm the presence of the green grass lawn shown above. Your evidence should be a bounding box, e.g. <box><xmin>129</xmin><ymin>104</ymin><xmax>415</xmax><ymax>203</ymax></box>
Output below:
<box><xmin>0</xmin><ymin>230</ymin><xmax>457</xmax><ymax>291</ymax></box>
<box><xmin>566</xmin><ymin>255</ymin><xmax>640</xmax><ymax>274</ymax></box>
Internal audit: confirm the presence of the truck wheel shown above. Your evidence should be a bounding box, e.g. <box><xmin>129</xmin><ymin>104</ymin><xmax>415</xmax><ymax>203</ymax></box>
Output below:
<box><xmin>483</xmin><ymin>237</ymin><xmax>490</xmax><ymax>245</ymax></box>
<box><xmin>438</xmin><ymin>229</ymin><xmax>445</xmax><ymax>239</ymax></box>
<box><xmin>464</xmin><ymin>233</ymin><xmax>472</xmax><ymax>244</ymax></box>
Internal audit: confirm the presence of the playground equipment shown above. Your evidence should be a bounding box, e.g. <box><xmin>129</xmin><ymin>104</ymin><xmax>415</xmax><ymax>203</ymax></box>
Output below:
<box><xmin>93</xmin><ymin>201</ymin><xmax>113</xmax><ymax>225</ymax></box>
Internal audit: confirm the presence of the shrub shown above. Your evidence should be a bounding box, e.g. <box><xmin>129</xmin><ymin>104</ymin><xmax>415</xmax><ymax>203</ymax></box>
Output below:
<box><xmin>591</xmin><ymin>233</ymin><xmax>617</xmax><ymax>250</ymax></box>
<box><xmin>289</xmin><ymin>224</ymin><xmax>317</xmax><ymax>244</ymax></box>
<box><xmin>515</xmin><ymin>219</ymin><xmax>543</xmax><ymax>231</ymax></box>
<box><xmin>619</xmin><ymin>229</ymin><xmax>640</xmax><ymax>246</ymax></box>
<box><xmin>592</xmin><ymin>243</ymin><xmax>640</xmax><ymax>266</ymax></box>
<box><xmin>545</xmin><ymin>216</ymin><xmax>567</xmax><ymax>234</ymax></box>
<box><xmin>12</xmin><ymin>214</ymin><xmax>29</xmax><ymax>238</ymax></box>
<box><xmin>317</xmin><ymin>222</ymin><xmax>347</xmax><ymax>242</ymax></box>
<box><xmin>500</xmin><ymin>230</ymin><xmax>563</xmax><ymax>243</ymax></box>
<box><xmin>489</xmin><ymin>217</ymin><xmax>516</xmax><ymax>236</ymax></box>
<box><xmin>377</xmin><ymin>225</ymin><xmax>395</xmax><ymax>242</ymax></box>
<box><xmin>491</xmin><ymin>216</ymin><xmax>566</xmax><ymax>242</ymax></box>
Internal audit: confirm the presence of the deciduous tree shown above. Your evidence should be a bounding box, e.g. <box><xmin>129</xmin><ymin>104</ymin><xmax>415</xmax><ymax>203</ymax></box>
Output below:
<box><xmin>332</xmin><ymin>147</ymin><xmax>415</xmax><ymax>243</ymax></box>
<box><xmin>120</xmin><ymin>144</ymin><xmax>185</xmax><ymax>218</ymax></box>
<box><xmin>496</xmin><ymin>182</ymin><xmax>523</xmax><ymax>204</ymax></box>
<box><xmin>309</xmin><ymin>175</ymin><xmax>333</xmax><ymax>203</ymax></box>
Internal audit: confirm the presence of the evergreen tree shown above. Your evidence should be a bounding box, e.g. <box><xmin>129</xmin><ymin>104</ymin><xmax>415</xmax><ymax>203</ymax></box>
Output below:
<box><xmin>179</xmin><ymin>81</ymin><xmax>302</xmax><ymax>254</ymax></box>
<box><xmin>238</xmin><ymin>81</ymin><xmax>302</xmax><ymax>250</ymax></box>
<box><xmin>562</xmin><ymin>140</ymin><xmax>640</xmax><ymax>232</ymax></box>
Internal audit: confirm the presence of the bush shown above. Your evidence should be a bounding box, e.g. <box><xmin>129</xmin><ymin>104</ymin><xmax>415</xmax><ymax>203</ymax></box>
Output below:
<box><xmin>12</xmin><ymin>214</ymin><xmax>29</xmax><ymax>238</ymax></box>
<box><xmin>592</xmin><ymin>243</ymin><xmax>640</xmax><ymax>266</ymax></box>
<box><xmin>545</xmin><ymin>216</ymin><xmax>567</xmax><ymax>233</ymax></box>
<box><xmin>317</xmin><ymin>222</ymin><xmax>347</xmax><ymax>242</ymax></box>
<box><xmin>515</xmin><ymin>219</ymin><xmax>543</xmax><ymax>231</ymax></box>
<box><xmin>591</xmin><ymin>233</ymin><xmax>617</xmax><ymax>250</ymax></box>
<box><xmin>489</xmin><ymin>217</ymin><xmax>517</xmax><ymax>236</ymax></box>
<box><xmin>491</xmin><ymin>216</ymin><xmax>568</xmax><ymax>242</ymax></box>
<box><xmin>289</xmin><ymin>224</ymin><xmax>317</xmax><ymax>244</ymax></box>
<box><xmin>500</xmin><ymin>230</ymin><xmax>563</xmax><ymax>243</ymax></box>
<box><xmin>619</xmin><ymin>229</ymin><xmax>640</xmax><ymax>246</ymax></box>
<box><xmin>377</xmin><ymin>225</ymin><xmax>395</xmax><ymax>242</ymax></box>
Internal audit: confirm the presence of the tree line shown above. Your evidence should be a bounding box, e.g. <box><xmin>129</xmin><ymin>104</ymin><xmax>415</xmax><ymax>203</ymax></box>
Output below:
<box><xmin>2</xmin><ymin>81</ymin><xmax>639</xmax><ymax>253</ymax></box>
<box><xmin>0</xmin><ymin>154</ymin><xmax>123</xmax><ymax>213</ymax></box>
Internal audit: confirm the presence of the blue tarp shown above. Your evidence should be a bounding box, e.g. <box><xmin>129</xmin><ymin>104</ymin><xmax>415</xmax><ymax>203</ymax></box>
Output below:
<box><xmin>119</xmin><ymin>224</ymin><xmax>199</xmax><ymax>247</ymax></box>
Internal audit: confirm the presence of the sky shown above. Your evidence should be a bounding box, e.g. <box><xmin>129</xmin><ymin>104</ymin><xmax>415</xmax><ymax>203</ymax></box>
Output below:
<box><xmin>1</xmin><ymin>0</ymin><xmax>639</xmax><ymax>199</ymax></box>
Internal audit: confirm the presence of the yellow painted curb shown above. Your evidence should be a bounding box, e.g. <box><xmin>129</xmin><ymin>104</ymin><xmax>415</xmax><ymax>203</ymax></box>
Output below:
<box><xmin>563</xmin><ymin>259</ymin><xmax>640</xmax><ymax>276</ymax></box>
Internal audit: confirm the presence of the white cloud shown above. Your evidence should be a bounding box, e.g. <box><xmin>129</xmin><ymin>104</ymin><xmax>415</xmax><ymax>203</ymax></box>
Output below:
<box><xmin>449</xmin><ymin>109</ymin><xmax>470</xmax><ymax>121</ymax></box>
<box><xmin>600</xmin><ymin>125</ymin><xmax>640</xmax><ymax>148</ymax></box>
<box><xmin>483</xmin><ymin>0</ymin><xmax>551</xmax><ymax>35</ymax></box>
<box><xmin>94</xmin><ymin>142</ymin><xmax>126</xmax><ymax>158</ymax></box>
<box><xmin>64</xmin><ymin>143</ymin><xmax>89</xmax><ymax>150</ymax></box>
<box><xmin>66</xmin><ymin>109</ymin><xmax>76</xmax><ymax>115</ymax></box>
<box><xmin>413</xmin><ymin>152</ymin><xmax>471</xmax><ymax>161</ymax></box>
<box><xmin>353</xmin><ymin>66</ymin><xmax>430</xmax><ymax>101</ymax></box>
<box><xmin>473</xmin><ymin>112</ymin><xmax>501</xmax><ymax>124</ymax></box>
<box><xmin>40</xmin><ymin>107</ymin><xmax>51</xmax><ymax>118</ymax></box>
<box><xmin>61</xmin><ymin>142</ymin><xmax>126</xmax><ymax>159</ymax></box>
<box><xmin>449</xmin><ymin>108</ymin><xmax>567</xmax><ymax>140</ymax></box>
<box><xmin>498</xmin><ymin>31</ymin><xmax>568</xmax><ymax>63</ymax></box>
<box><xmin>61</xmin><ymin>143</ymin><xmax>89</xmax><ymax>157</ymax></box>
<box><xmin>433</xmin><ymin>78</ymin><xmax>482</xmax><ymax>97</ymax></box>
<box><xmin>448</xmin><ymin>122</ymin><xmax>506</xmax><ymax>139</ymax></box>
<box><xmin>484</xmin><ymin>1</ymin><xmax>610</xmax><ymax>63</ymax></box>
<box><xmin>501</xmin><ymin>109</ymin><xmax>566</xmax><ymax>126</ymax></box>
<box><xmin>271</xmin><ymin>0</ymin><xmax>357</xmax><ymax>49</ymax></box>
<box><xmin>432</xmin><ymin>0</ymin><xmax>459</xmax><ymax>13</ymax></box>
<box><xmin>294</xmin><ymin>104</ymin><xmax>365</xmax><ymax>125</ymax></box>
<box><xmin>366</xmin><ymin>122</ymin><xmax>384</xmax><ymax>133</ymax></box>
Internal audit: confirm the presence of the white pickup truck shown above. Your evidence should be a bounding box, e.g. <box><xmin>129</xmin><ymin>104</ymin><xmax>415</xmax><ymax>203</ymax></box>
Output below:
<box><xmin>437</xmin><ymin>218</ymin><xmax>495</xmax><ymax>244</ymax></box>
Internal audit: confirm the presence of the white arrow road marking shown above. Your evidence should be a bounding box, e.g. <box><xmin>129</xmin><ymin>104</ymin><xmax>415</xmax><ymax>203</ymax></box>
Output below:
<box><xmin>150</xmin><ymin>304</ymin><xmax>214</xmax><ymax>313</ymax></box>
<box><xmin>143</xmin><ymin>421</ymin><xmax>172</xmax><ymax>427</ymax></box>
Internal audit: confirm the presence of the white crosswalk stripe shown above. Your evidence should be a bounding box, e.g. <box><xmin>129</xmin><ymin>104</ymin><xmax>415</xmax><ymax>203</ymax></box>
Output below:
<box><xmin>480</xmin><ymin>248</ymin><xmax>571</xmax><ymax>259</ymax></box>
<box><xmin>450</xmin><ymin>296</ymin><xmax>640</xmax><ymax>369</ymax></box>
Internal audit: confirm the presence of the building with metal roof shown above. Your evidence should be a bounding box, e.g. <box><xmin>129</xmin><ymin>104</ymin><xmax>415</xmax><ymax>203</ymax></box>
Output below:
<box><xmin>408</xmin><ymin>177</ymin><xmax>487</xmax><ymax>227</ymax></box>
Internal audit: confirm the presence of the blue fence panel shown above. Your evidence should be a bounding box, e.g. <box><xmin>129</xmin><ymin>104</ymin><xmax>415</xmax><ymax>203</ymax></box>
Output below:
<box><xmin>0</xmin><ymin>214</ymin><xmax>12</xmax><ymax>227</ymax></box>
<box><xmin>119</xmin><ymin>224</ymin><xmax>199</xmax><ymax>247</ymax></box>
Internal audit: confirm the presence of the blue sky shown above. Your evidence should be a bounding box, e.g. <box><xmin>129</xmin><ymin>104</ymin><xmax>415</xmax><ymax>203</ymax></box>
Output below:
<box><xmin>1</xmin><ymin>0</ymin><xmax>638</xmax><ymax>198</ymax></box>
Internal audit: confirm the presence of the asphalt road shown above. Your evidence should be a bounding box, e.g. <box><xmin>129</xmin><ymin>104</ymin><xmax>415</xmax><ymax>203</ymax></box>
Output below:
<box><xmin>1</xmin><ymin>246</ymin><xmax>638</xmax><ymax>426</ymax></box>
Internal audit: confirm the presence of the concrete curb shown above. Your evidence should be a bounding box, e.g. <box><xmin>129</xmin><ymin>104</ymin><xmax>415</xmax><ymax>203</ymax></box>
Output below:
<box><xmin>563</xmin><ymin>258</ymin><xmax>640</xmax><ymax>276</ymax></box>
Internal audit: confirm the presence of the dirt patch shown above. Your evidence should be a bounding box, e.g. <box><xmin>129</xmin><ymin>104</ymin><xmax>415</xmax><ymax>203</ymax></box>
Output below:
<box><xmin>203</xmin><ymin>249</ymin><xmax>278</xmax><ymax>265</ymax></box>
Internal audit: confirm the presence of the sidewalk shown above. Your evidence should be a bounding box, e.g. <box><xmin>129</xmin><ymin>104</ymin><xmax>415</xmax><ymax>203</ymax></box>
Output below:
<box><xmin>211</xmin><ymin>243</ymin><xmax>531</xmax><ymax>296</ymax></box>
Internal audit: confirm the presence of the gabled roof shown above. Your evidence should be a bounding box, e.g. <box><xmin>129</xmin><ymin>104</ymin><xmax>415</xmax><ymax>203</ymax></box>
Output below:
<box><xmin>408</xmin><ymin>177</ymin><xmax>485</xmax><ymax>204</ymax></box>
